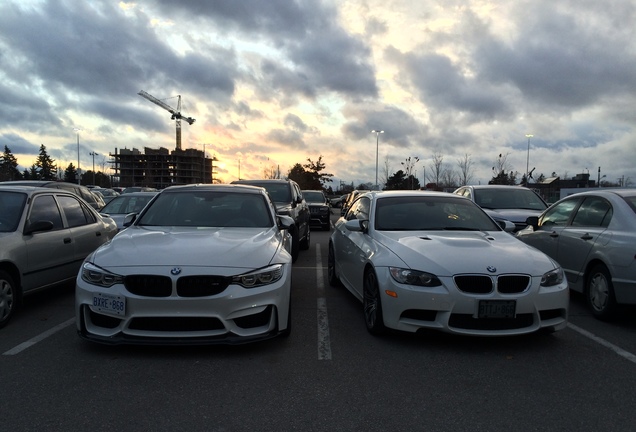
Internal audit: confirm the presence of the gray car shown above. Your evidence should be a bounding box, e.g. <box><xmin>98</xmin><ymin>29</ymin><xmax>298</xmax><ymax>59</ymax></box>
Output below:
<box><xmin>454</xmin><ymin>185</ymin><xmax>548</xmax><ymax>232</ymax></box>
<box><xmin>0</xmin><ymin>186</ymin><xmax>118</xmax><ymax>328</ymax></box>
<box><xmin>99</xmin><ymin>191</ymin><xmax>158</xmax><ymax>230</ymax></box>
<box><xmin>517</xmin><ymin>188</ymin><xmax>636</xmax><ymax>320</ymax></box>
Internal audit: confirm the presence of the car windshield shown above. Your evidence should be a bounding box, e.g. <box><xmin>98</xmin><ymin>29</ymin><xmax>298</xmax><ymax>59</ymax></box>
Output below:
<box><xmin>375</xmin><ymin>195</ymin><xmax>500</xmax><ymax>231</ymax></box>
<box><xmin>473</xmin><ymin>188</ymin><xmax>547</xmax><ymax>211</ymax></box>
<box><xmin>303</xmin><ymin>191</ymin><xmax>325</xmax><ymax>203</ymax></box>
<box><xmin>136</xmin><ymin>191</ymin><xmax>274</xmax><ymax>228</ymax></box>
<box><xmin>0</xmin><ymin>191</ymin><xmax>27</xmax><ymax>232</ymax></box>
<box><xmin>101</xmin><ymin>195</ymin><xmax>155</xmax><ymax>214</ymax></box>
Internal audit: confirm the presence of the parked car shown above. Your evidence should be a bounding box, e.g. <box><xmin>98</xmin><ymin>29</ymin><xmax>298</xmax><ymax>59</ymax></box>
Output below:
<box><xmin>328</xmin><ymin>191</ymin><xmax>569</xmax><ymax>336</ymax></box>
<box><xmin>0</xmin><ymin>185</ymin><xmax>117</xmax><ymax>328</ymax></box>
<box><xmin>92</xmin><ymin>188</ymin><xmax>120</xmax><ymax>204</ymax></box>
<box><xmin>231</xmin><ymin>179</ymin><xmax>310</xmax><ymax>262</ymax></box>
<box><xmin>1</xmin><ymin>180</ymin><xmax>106</xmax><ymax>210</ymax></box>
<box><xmin>340</xmin><ymin>190</ymin><xmax>363</xmax><ymax>216</ymax></box>
<box><xmin>75</xmin><ymin>184</ymin><xmax>293</xmax><ymax>345</ymax></box>
<box><xmin>98</xmin><ymin>191</ymin><xmax>158</xmax><ymax>230</ymax></box>
<box><xmin>516</xmin><ymin>188</ymin><xmax>636</xmax><ymax>320</ymax></box>
<box><xmin>453</xmin><ymin>185</ymin><xmax>548</xmax><ymax>232</ymax></box>
<box><xmin>302</xmin><ymin>190</ymin><xmax>331</xmax><ymax>231</ymax></box>
<box><xmin>330</xmin><ymin>194</ymin><xmax>348</xmax><ymax>208</ymax></box>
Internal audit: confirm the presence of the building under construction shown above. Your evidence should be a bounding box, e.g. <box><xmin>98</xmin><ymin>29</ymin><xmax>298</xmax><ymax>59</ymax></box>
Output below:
<box><xmin>109</xmin><ymin>147</ymin><xmax>217</xmax><ymax>189</ymax></box>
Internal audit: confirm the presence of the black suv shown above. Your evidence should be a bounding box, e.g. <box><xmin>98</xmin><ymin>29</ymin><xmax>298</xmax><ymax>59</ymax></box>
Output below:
<box><xmin>302</xmin><ymin>190</ymin><xmax>331</xmax><ymax>231</ymax></box>
<box><xmin>1</xmin><ymin>180</ymin><xmax>105</xmax><ymax>210</ymax></box>
<box><xmin>232</xmin><ymin>179</ymin><xmax>310</xmax><ymax>262</ymax></box>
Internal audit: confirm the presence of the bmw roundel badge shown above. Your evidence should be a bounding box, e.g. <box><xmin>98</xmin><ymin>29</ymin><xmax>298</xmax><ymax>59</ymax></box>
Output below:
<box><xmin>171</xmin><ymin>267</ymin><xmax>182</xmax><ymax>275</ymax></box>
<box><xmin>486</xmin><ymin>266</ymin><xmax>497</xmax><ymax>273</ymax></box>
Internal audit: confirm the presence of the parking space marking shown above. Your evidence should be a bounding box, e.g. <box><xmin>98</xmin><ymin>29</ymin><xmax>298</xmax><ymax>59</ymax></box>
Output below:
<box><xmin>568</xmin><ymin>323</ymin><xmax>636</xmax><ymax>365</ymax></box>
<box><xmin>3</xmin><ymin>317</ymin><xmax>75</xmax><ymax>356</ymax></box>
<box><xmin>316</xmin><ymin>243</ymin><xmax>332</xmax><ymax>360</ymax></box>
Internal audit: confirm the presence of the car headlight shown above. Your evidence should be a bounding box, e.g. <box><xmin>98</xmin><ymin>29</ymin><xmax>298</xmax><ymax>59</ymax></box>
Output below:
<box><xmin>389</xmin><ymin>267</ymin><xmax>442</xmax><ymax>287</ymax></box>
<box><xmin>540</xmin><ymin>267</ymin><xmax>565</xmax><ymax>287</ymax></box>
<box><xmin>81</xmin><ymin>262</ymin><xmax>124</xmax><ymax>288</ymax></box>
<box><xmin>233</xmin><ymin>264</ymin><xmax>284</xmax><ymax>288</ymax></box>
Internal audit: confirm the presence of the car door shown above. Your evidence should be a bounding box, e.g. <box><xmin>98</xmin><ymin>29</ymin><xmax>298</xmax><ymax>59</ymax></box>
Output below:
<box><xmin>337</xmin><ymin>196</ymin><xmax>371</xmax><ymax>297</ymax></box>
<box><xmin>56</xmin><ymin>194</ymin><xmax>108</xmax><ymax>264</ymax></box>
<box><xmin>555</xmin><ymin>196</ymin><xmax>612</xmax><ymax>285</ymax></box>
<box><xmin>519</xmin><ymin>197</ymin><xmax>581</xmax><ymax>262</ymax></box>
<box><xmin>21</xmin><ymin>193</ymin><xmax>76</xmax><ymax>293</ymax></box>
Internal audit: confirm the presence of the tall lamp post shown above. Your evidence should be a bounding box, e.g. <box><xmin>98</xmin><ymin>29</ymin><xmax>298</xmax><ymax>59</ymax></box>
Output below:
<box><xmin>525</xmin><ymin>134</ymin><xmax>533</xmax><ymax>185</ymax></box>
<box><xmin>202</xmin><ymin>143</ymin><xmax>208</xmax><ymax>183</ymax></box>
<box><xmin>371</xmin><ymin>130</ymin><xmax>384</xmax><ymax>190</ymax></box>
<box><xmin>73</xmin><ymin>127</ymin><xmax>82</xmax><ymax>184</ymax></box>
<box><xmin>89</xmin><ymin>152</ymin><xmax>98</xmax><ymax>186</ymax></box>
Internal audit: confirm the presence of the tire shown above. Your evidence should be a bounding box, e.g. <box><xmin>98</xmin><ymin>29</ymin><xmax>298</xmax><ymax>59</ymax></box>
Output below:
<box><xmin>327</xmin><ymin>243</ymin><xmax>340</xmax><ymax>287</ymax></box>
<box><xmin>0</xmin><ymin>270</ymin><xmax>18</xmax><ymax>329</ymax></box>
<box><xmin>586</xmin><ymin>264</ymin><xmax>618</xmax><ymax>321</ymax></box>
<box><xmin>363</xmin><ymin>269</ymin><xmax>387</xmax><ymax>335</ymax></box>
<box><xmin>290</xmin><ymin>225</ymin><xmax>300</xmax><ymax>263</ymax></box>
<box><xmin>299</xmin><ymin>225</ymin><xmax>310</xmax><ymax>251</ymax></box>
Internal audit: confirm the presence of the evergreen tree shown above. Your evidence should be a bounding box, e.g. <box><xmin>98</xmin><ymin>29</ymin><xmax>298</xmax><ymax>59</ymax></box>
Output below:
<box><xmin>35</xmin><ymin>144</ymin><xmax>57</xmax><ymax>180</ymax></box>
<box><xmin>64</xmin><ymin>163</ymin><xmax>79</xmax><ymax>183</ymax></box>
<box><xmin>287</xmin><ymin>163</ymin><xmax>312</xmax><ymax>189</ymax></box>
<box><xmin>303</xmin><ymin>156</ymin><xmax>333</xmax><ymax>189</ymax></box>
<box><xmin>0</xmin><ymin>145</ymin><xmax>22</xmax><ymax>181</ymax></box>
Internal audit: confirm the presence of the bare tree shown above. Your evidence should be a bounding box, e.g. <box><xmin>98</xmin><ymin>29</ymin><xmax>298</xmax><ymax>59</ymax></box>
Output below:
<box><xmin>429</xmin><ymin>152</ymin><xmax>445</xmax><ymax>186</ymax></box>
<box><xmin>456</xmin><ymin>153</ymin><xmax>474</xmax><ymax>186</ymax></box>
<box><xmin>441</xmin><ymin>168</ymin><xmax>458</xmax><ymax>189</ymax></box>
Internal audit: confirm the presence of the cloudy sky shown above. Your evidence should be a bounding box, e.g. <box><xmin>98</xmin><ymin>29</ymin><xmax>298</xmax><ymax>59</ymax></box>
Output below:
<box><xmin>1</xmin><ymin>0</ymin><xmax>635</xmax><ymax>188</ymax></box>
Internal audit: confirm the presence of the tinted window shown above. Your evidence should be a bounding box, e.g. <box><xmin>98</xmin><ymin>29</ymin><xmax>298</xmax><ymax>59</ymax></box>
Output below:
<box><xmin>571</xmin><ymin>197</ymin><xmax>612</xmax><ymax>228</ymax></box>
<box><xmin>58</xmin><ymin>195</ymin><xmax>90</xmax><ymax>228</ymax></box>
<box><xmin>29</xmin><ymin>195</ymin><xmax>64</xmax><ymax>230</ymax></box>
<box><xmin>540</xmin><ymin>198</ymin><xmax>579</xmax><ymax>227</ymax></box>
<box><xmin>0</xmin><ymin>191</ymin><xmax>27</xmax><ymax>232</ymax></box>
<box><xmin>346</xmin><ymin>196</ymin><xmax>370</xmax><ymax>221</ymax></box>
<box><xmin>303</xmin><ymin>191</ymin><xmax>325</xmax><ymax>203</ymax></box>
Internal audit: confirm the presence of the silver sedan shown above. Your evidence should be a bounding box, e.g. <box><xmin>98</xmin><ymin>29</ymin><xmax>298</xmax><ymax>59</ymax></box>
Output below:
<box><xmin>0</xmin><ymin>186</ymin><xmax>117</xmax><ymax>328</ymax></box>
<box><xmin>517</xmin><ymin>188</ymin><xmax>636</xmax><ymax>320</ymax></box>
<box><xmin>328</xmin><ymin>191</ymin><xmax>569</xmax><ymax>337</ymax></box>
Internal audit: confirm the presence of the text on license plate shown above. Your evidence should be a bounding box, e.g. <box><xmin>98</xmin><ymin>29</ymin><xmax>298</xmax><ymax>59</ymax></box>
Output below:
<box><xmin>478</xmin><ymin>300</ymin><xmax>516</xmax><ymax>318</ymax></box>
<box><xmin>92</xmin><ymin>293</ymin><xmax>126</xmax><ymax>316</ymax></box>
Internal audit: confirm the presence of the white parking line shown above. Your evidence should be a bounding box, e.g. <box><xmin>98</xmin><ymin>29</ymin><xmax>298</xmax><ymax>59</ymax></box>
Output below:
<box><xmin>3</xmin><ymin>317</ymin><xmax>75</xmax><ymax>356</ymax></box>
<box><xmin>316</xmin><ymin>243</ymin><xmax>332</xmax><ymax>360</ymax></box>
<box><xmin>567</xmin><ymin>323</ymin><xmax>636</xmax><ymax>365</ymax></box>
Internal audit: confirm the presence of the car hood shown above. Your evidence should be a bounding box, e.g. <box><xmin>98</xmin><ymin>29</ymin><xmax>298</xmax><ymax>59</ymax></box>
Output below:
<box><xmin>376</xmin><ymin>230</ymin><xmax>557</xmax><ymax>276</ymax></box>
<box><xmin>483</xmin><ymin>208</ymin><xmax>543</xmax><ymax>223</ymax></box>
<box><xmin>91</xmin><ymin>226</ymin><xmax>283</xmax><ymax>269</ymax></box>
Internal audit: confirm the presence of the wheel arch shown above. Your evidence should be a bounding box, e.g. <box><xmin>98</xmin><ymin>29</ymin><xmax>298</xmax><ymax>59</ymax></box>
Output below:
<box><xmin>0</xmin><ymin>261</ymin><xmax>23</xmax><ymax>304</ymax></box>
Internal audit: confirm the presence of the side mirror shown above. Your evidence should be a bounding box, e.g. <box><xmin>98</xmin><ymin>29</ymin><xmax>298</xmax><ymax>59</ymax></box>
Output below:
<box><xmin>24</xmin><ymin>220</ymin><xmax>54</xmax><ymax>235</ymax></box>
<box><xmin>344</xmin><ymin>218</ymin><xmax>368</xmax><ymax>233</ymax></box>
<box><xmin>123</xmin><ymin>213</ymin><xmax>137</xmax><ymax>228</ymax></box>
<box><xmin>497</xmin><ymin>219</ymin><xmax>516</xmax><ymax>232</ymax></box>
<box><xmin>277</xmin><ymin>215</ymin><xmax>295</xmax><ymax>230</ymax></box>
<box><xmin>525</xmin><ymin>216</ymin><xmax>539</xmax><ymax>231</ymax></box>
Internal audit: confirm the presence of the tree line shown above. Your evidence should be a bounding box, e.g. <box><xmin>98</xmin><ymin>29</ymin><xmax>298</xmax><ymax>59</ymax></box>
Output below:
<box><xmin>0</xmin><ymin>145</ymin><xmax>111</xmax><ymax>186</ymax></box>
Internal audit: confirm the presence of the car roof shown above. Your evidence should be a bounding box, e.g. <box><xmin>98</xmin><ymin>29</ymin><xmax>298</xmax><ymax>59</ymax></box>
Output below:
<box><xmin>561</xmin><ymin>188</ymin><xmax>636</xmax><ymax>198</ymax></box>
<box><xmin>232</xmin><ymin>179</ymin><xmax>293</xmax><ymax>185</ymax></box>
<box><xmin>458</xmin><ymin>185</ymin><xmax>531</xmax><ymax>190</ymax></box>
<box><xmin>162</xmin><ymin>183</ymin><xmax>268</xmax><ymax>195</ymax></box>
<box><xmin>0</xmin><ymin>184</ymin><xmax>83</xmax><ymax>196</ymax></box>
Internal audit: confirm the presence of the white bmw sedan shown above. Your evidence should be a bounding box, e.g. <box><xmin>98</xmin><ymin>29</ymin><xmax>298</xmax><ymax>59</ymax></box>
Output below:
<box><xmin>328</xmin><ymin>191</ymin><xmax>569</xmax><ymax>336</ymax></box>
<box><xmin>76</xmin><ymin>184</ymin><xmax>293</xmax><ymax>345</ymax></box>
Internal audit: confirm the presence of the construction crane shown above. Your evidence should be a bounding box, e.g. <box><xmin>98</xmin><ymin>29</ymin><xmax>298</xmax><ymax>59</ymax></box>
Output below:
<box><xmin>138</xmin><ymin>90</ymin><xmax>195</xmax><ymax>151</ymax></box>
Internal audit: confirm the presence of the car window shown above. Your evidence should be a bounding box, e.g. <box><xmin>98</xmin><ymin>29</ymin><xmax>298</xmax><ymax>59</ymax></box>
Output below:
<box><xmin>539</xmin><ymin>198</ymin><xmax>579</xmax><ymax>227</ymax></box>
<box><xmin>303</xmin><ymin>191</ymin><xmax>325</xmax><ymax>203</ymax></box>
<box><xmin>29</xmin><ymin>195</ymin><xmax>64</xmax><ymax>230</ymax></box>
<box><xmin>57</xmin><ymin>195</ymin><xmax>93</xmax><ymax>228</ymax></box>
<box><xmin>346</xmin><ymin>196</ymin><xmax>370</xmax><ymax>221</ymax></box>
<box><xmin>571</xmin><ymin>197</ymin><xmax>612</xmax><ymax>228</ymax></box>
<box><xmin>102</xmin><ymin>195</ymin><xmax>154</xmax><ymax>214</ymax></box>
<box><xmin>262</xmin><ymin>184</ymin><xmax>292</xmax><ymax>203</ymax></box>
<box><xmin>0</xmin><ymin>191</ymin><xmax>27</xmax><ymax>232</ymax></box>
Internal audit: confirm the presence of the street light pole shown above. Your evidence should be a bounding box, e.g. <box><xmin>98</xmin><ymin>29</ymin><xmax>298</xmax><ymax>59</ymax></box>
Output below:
<box><xmin>89</xmin><ymin>152</ymin><xmax>98</xmax><ymax>186</ymax></box>
<box><xmin>74</xmin><ymin>128</ymin><xmax>81</xmax><ymax>184</ymax></box>
<box><xmin>525</xmin><ymin>134</ymin><xmax>533</xmax><ymax>185</ymax></box>
<box><xmin>202</xmin><ymin>144</ymin><xmax>208</xmax><ymax>183</ymax></box>
<box><xmin>371</xmin><ymin>130</ymin><xmax>384</xmax><ymax>190</ymax></box>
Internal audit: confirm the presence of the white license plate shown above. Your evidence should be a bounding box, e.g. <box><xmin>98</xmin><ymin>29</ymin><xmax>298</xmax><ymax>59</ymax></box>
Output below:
<box><xmin>92</xmin><ymin>293</ymin><xmax>126</xmax><ymax>316</ymax></box>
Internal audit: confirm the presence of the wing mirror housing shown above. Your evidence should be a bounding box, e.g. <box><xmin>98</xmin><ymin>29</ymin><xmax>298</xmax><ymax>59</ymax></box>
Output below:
<box><xmin>123</xmin><ymin>213</ymin><xmax>138</xmax><ymax>228</ymax></box>
<box><xmin>277</xmin><ymin>215</ymin><xmax>295</xmax><ymax>230</ymax></box>
<box><xmin>497</xmin><ymin>219</ymin><xmax>516</xmax><ymax>232</ymax></box>
<box><xmin>24</xmin><ymin>220</ymin><xmax>54</xmax><ymax>235</ymax></box>
<box><xmin>344</xmin><ymin>218</ymin><xmax>369</xmax><ymax>233</ymax></box>
<box><xmin>525</xmin><ymin>216</ymin><xmax>539</xmax><ymax>231</ymax></box>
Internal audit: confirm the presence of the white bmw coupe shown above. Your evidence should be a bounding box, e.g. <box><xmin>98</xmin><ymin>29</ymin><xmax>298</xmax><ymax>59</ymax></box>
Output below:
<box><xmin>76</xmin><ymin>184</ymin><xmax>293</xmax><ymax>345</ymax></box>
<box><xmin>328</xmin><ymin>191</ymin><xmax>569</xmax><ymax>336</ymax></box>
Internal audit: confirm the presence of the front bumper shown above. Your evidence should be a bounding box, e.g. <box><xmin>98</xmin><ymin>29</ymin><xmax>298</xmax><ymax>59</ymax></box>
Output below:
<box><xmin>374</xmin><ymin>267</ymin><xmax>569</xmax><ymax>336</ymax></box>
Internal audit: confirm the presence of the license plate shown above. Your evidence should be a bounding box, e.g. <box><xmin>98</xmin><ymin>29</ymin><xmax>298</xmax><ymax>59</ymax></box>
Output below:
<box><xmin>92</xmin><ymin>293</ymin><xmax>126</xmax><ymax>316</ymax></box>
<box><xmin>478</xmin><ymin>300</ymin><xmax>516</xmax><ymax>318</ymax></box>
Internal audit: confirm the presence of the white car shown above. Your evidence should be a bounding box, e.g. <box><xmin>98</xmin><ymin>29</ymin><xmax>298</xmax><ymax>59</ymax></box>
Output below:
<box><xmin>76</xmin><ymin>184</ymin><xmax>294</xmax><ymax>345</ymax></box>
<box><xmin>328</xmin><ymin>191</ymin><xmax>569</xmax><ymax>336</ymax></box>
